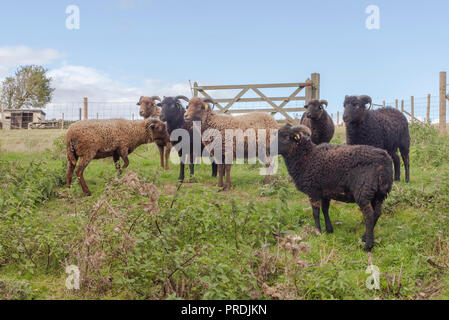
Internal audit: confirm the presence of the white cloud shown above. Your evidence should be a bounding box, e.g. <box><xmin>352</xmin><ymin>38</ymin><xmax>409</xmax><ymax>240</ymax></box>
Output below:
<box><xmin>0</xmin><ymin>46</ymin><xmax>63</xmax><ymax>76</ymax></box>
<box><xmin>49</xmin><ymin>65</ymin><xmax>191</xmax><ymax>102</ymax></box>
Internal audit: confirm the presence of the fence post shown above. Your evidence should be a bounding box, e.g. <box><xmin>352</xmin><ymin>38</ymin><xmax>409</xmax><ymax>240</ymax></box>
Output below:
<box><xmin>382</xmin><ymin>101</ymin><xmax>386</xmax><ymax>109</ymax></box>
<box><xmin>132</xmin><ymin>113</ymin><xmax>134</xmax><ymax>121</ymax></box>
<box><xmin>193</xmin><ymin>82</ymin><xmax>198</xmax><ymax>98</ymax></box>
<box><xmin>337</xmin><ymin>111</ymin><xmax>340</xmax><ymax>126</ymax></box>
<box><xmin>440</xmin><ymin>71</ymin><xmax>447</xmax><ymax>135</ymax></box>
<box><xmin>401</xmin><ymin>100</ymin><xmax>404</xmax><ymax>113</ymax></box>
<box><xmin>395</xmin><ymin>99</ymin><xmax>399</xmax><ymax>109</ymax></box>
<box><xmin>79</xmin><ymin>108</ymin><xmax>82</xmax><ymax>121</ymax></box>
<box><xmin>311</xmin><ymin>73</ymin><xmax>320</xmax><ymax>100</ymax></box>
<box><xmin>96</xmin><ymin>113</ymin><xmax>99</xmax><ymax>119</ymax></box>
<box><xmin>84</xmin><ymin>97</ymin><xmax>88</xmax><ymax>120</ymax></box>
<box><xmin>411</xmin><ymin>96</ymin><xmax>415</xmax><ymax>123</ymax></box>
<box><xmin>61</xmin><ymin>113</ymin><xmax>64</xmax><ymax>130</ymax></box>
<box><xmin>1</xmin><ymin>103</ymin><xmax>4</xmax><ymax>130</ymax></box>
<box><xmin>427</xmin><ymin>94</ymin><xmax>431</xmax><ymax>124</ymax></box>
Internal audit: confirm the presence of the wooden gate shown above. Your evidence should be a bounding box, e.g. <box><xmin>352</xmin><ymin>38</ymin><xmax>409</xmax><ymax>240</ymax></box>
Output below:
<box><xmin>192</xmin><ymin>73</ymin><xmax>320</xmax><ymax>121</ymax></box>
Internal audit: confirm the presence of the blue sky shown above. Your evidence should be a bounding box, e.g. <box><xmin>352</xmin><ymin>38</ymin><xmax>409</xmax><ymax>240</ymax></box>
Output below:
<box><xmin>0</xmin><ymin>0</ymin><xmax>448</xmax><ymax>117</ymax></box>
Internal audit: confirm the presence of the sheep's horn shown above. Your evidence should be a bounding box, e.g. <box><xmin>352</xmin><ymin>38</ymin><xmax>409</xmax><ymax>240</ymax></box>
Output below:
<box><xmin>137</xmin><ymin>96</ymin><xmax>144</xmax><ymax>105</ymax></box>
<box><xmin>203</xmin><ymin>98</ymin><xmax>215</xmax><ymax>104</ymax></box>
<box><xmin>358</xmin><ymin>95</ymin><xmax>372</xmax><ymax>105</ymax></box>
<box><xmin>151</xmin><ymin>96</ymin><xmax>161</xmax><ymax>102</ymax></box>
<box><xmin>320</xmin><ymin>100</ymin><xmax>328</xmax><ymax>107</ymax></box>
<box><xmin>175</xmin><ymin>95</ymin><xmax>190</xmax><ymax>103</ymax></box>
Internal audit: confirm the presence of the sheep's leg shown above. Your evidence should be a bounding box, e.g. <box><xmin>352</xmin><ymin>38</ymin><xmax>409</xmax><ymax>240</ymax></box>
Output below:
<box><xmin>362</xmin><ymin>199</ymin><xmax>383</xmax><ymax>242</ymax></box>
<box><xmin>120</xmin><ymin>149</ymin><xmax>130</xmax><ymax>171</ymax></box>
<box><xmin>263</xmin><ymin>158</ymin><xmax>272</xmax><ymax>185</ymax></box>
<box><xmin>321</xmin><ymin>198</ymin><xmax>333</xmax><ymax>233</ymax></box>
<box><xmin>224</xmin><ymin>164</ymin><xmax>232</xmax><ymax>190</ymax></box>
<box><xmin>113</xmin><ymin>152</ymin><xmax>122</xmax><ymax>174</ymax></box>
<box><xmin>390</xmin><ymin>151</ymin><xmax>401</xmax><ymax>181</ymax></box>
<box><xmin>211</xmin><ymin>161</ymin><xmax>218</xmax><ymax>177</ymax></box>
<box><xmin>309</xmin><ymin>198</ymin><xmax>322</xmax><ymax>233</ymax></box>
<box><xmin>157</xmin><ymin>145</ymin><xmax>165</xmax><ymax>169</ymax></box>
<box><xmin>189</xmin><ymin>151</ymin><xmax>195</xmax><ymax>179</ymax></box>
<box><xmin>75</xmin><ymin>156</ymin><xmax>93</xmax><ymax>196</ymax></box>
<box><xmin>66</xmin><ymin>161</ymin><xmax>76</xmax><ymax>188</ymax></box>
<box><xmin>164</xmin><ymin>144</ymin><xmax>171</xmax><ymax>170</ymax></box>
<box><xmin>359</xmin><ymin>202</ymin><xmax>375</xmax><ymax>251</ymax></box>
<box><xmin>399</xmin><ymin>145</ymin><xmax>410</xmax><ymax>183</ymax></box>
<box><xmin>217</xmin><ymin>164</ymin><xmax>224</xmax><ymax>188</ymax></box>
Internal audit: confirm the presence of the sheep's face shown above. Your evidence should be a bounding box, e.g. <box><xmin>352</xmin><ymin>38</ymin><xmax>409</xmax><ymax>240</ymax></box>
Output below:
<box><xmin>160</xmin><ymin>97</ymin><xmax>185</xmax><ymax>123</ymax></box>
<box><xmin>304</xmin><ymin>100</ymin><xmax>328</xmax><ymax>120</ymax></box>
<box><xmin>137</xmin><ymin>96</ymin><xmax>161</xmax><ymax>119</ymax></box>
<box><xmin>277</xmin><ymin>124</ymin><xmax>312</xmax><ymax>156</ymax></box>
<box><xmin>343</xmin><ymin>95</ymin><xmax>371</xmax><ymax>124</ymax></box>
<box><xmin>184</xmin><ymin>98</ymin><xmax>210</xmax><ymax>123</ymax></box>
<box><xmin>146</xmin><ymin>118</ymin><xmax>170</xmax><ymax>145</ymax></box>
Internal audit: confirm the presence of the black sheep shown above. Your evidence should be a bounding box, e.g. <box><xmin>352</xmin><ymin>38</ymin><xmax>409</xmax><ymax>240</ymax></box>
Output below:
<box><xmin>300</xmin><ymin>99</ymin><xmax>335</xmax><ymax>144</ymax></box>
<box><xmin>159</xmin><ymin>96</ymin><xmax>218</xmax><ymax>181</ymax></box>
<box><xmin>343</xmin><ymin>95</ymin><xmax>410</xmax><ymax>182</ymax></box>
<box><xmin>276</xmin><ymin>124</ymin><xmax>393</xmax><ymax>251</ymax></box>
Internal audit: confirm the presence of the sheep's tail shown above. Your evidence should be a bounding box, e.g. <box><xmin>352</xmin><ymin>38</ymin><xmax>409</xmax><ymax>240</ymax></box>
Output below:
<box><xmin>67</xmin><ymin>139</ymin><xmax>78</xmax><ymax>166</ymax></box>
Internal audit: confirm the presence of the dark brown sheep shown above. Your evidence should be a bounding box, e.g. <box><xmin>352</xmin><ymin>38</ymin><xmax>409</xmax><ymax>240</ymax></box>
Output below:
<box><xmin>300</xmin><ymin>99</ymin><xmax>335</xmax><ymax>144</ymax></box>
<box><xmin>343</xmin><ymin>95</ymin><xmax>410</xmax><ymax>182</ymax></box>
<box><xmin>276</xmin><ymin>124</ymin><xmax>393</xmax><ymax>251</ymax></box>
<box><xmin>66</xmin><ymin>118</ymin><xmax>170</xmax><ymax>196</ymax></box>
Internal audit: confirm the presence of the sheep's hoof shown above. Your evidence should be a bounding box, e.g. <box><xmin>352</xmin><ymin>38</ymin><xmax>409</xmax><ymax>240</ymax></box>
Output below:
<box><xmin>188</xmin><ymin>177</ymin><xmax>197</xmax><ymax>183</ymax></box>
<box><xmin>325</xmin><ymin>227</ymin><xmax>334</xmax><ymax>234</ymax></box>
<box><xmin>364</xmin><ymin>244</ymin><xmax>374</xmax><ymax>252</ymax></box>
<box><xmin>361</xmin><ymin>234</ymin><xmax>367</xmax><ymax>242</ymax></box>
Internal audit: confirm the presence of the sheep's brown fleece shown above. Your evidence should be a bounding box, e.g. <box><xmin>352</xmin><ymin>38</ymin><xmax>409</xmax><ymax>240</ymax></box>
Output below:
<box><xmin>300</xmin><ymin>99</ymin><xmax>335</xmax><ymax>144</ymax></box>
<box><xmin>343</xmin><ymin>95</ymin><xmax>410</xmax><ymax>182</ymax></box>
<box><xmin>184</xmin><ymin>97</ymin><xmax>278</xmax><ymax>190</ymax></box>
<box><xmin>66</xmin><ymin>118</ymin><xmax>169</xmax><ymax>195</ymax></box>
<box><xmin>138</xmin><ymin>96</ymin><xmax>172</xmax><ymax>169</ymax></box>
<box><xmin>277</xmin><ymin>124</ymin><xmax>393</xmax><ymax>252</ymax></box>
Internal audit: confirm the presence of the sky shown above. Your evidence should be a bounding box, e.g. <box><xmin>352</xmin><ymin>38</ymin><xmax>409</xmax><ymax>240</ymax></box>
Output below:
<box><xmin>0</xmin><ymin>0</ymin><xmax>448</xmax><ymax>118</ymax></box>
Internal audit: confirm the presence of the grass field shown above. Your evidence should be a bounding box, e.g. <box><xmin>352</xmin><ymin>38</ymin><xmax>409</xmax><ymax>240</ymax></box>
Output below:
<box><xmin>1</xmin><ymin>124</ymin><xmax>449</xmax><ymax>300</ymax></box>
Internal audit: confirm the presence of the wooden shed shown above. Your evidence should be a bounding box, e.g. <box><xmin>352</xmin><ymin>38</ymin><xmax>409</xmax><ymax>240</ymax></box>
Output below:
<box><xmin>0</xmin><ymin>109</ymin><xmax>46</xmax><ymax>129</ymax></box>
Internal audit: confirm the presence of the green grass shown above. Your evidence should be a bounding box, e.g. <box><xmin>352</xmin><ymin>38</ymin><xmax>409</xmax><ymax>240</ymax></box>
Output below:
<box><xmin>1</xmin><ymin>124</ymin><xmax>449</xmax><ymax>300</ymax></box>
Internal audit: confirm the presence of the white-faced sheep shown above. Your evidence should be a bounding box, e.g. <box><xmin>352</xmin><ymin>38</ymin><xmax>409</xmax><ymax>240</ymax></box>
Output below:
<box><xmin>276</xmin><ymin>124</ymin><xmax>393</xmax><ymax>252</ymax></box>
<box><xmin>66</xmin><ymin>118</ymin><xmax>170</xmax><ymax>196</ymax></box>
<box><xmin>343</xmin><ymin>95</ymin><xmax>410</xmax><ymax>182</ymax></box>
<box><xmin>137</xmin><ymin>96</ymin><xmax>172</xmax><ymax>170</ymax></box>
<box><xmin>184</xmin><ymin>97</ymin><xmax>278</xmax><ymax>190</ymax></box>
<box><xmin>300</xmin><ymin>99</ymin><xmax>335</xmax><ymax>144</ymax></box>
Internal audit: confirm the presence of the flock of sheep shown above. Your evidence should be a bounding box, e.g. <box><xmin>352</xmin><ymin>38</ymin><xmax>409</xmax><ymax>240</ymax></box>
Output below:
<box><xmin>65</xmin><ymin>94</ymin><xmax>411</xmax><ymax>252</ymax></box>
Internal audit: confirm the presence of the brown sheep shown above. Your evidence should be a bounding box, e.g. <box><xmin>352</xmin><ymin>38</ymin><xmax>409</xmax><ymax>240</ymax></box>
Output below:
<box><xmin>66</xmin><ymin>118</ymin><xmax>170</xmax><ymax>196</ymax></box>
<box><xmin>300</xmin><ymin>99</ymin><xmax>335</xmax><ymax>144</ymax></box>
<box><xmin>184</xmin><ymin>97</ymin><xmax>278</xmax><ymax>190</ymax></box>
<box><xmin>137</xmin><ymin>96</ymin><xmax>172</xmax><ymax>170</ymax></box>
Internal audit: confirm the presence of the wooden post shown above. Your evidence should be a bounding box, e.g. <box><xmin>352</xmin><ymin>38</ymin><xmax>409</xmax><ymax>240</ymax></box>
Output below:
<box><xmin>427</xmin><ymin>94</ymin><xmax>431</xmax><ymax>124</ymax></box>
<box><xmin>440</xmin><ymin>72</ymin><xmax>447</xmax><ymax>135</ymax></box>
<box><xmin>83</xmin><ymin>97</ymin><xmax>88</xmax><ymax>120</ymax></box>
<box><xmin>337</xmin><ymin>111</ymin><xmax>340</xmax><ymax>126</ymax></box>
<box><xmin>79</xmin><ymin>108</ymin><xmax>82</xmax><ymax>121</ymax></box>
<box><xmin>132</xmin><ymin>113</ymin><xmax>134</xmax><ymax>121</ymax></box>
<box><xmin>96</xmin><ymin>113</ymin><xmax>99</xmax><ymax>119</ymax></box>
<box><xmin>395</xmin><ymin>99</ymin><xmax>399</xmax><ymax>109</ymax></box>
<box><xmin>401</xmin><ymin>100</ymin><xmax>404</xmax><ymax>113</ymax></box>
<box><xmin>311</xmin><ymin>73</ymin><xmax>320</xmax><ymax>100</ymax></box>
<box><xmin>411</xmin><ymin>96</ymin><xmax>415</xmax><ymax>123</ymax></box>
<box><xmin>382</xmin><ymin>101</ymin><xmax>386</xmax><ymax>109</ymax></box>
<box><xmin>61</xmin><ymin>113</ymin><xmax>64</xmax><ymax>130</ymax></box>
<box><xmin>193</xmin><ymin>82</ymin><xmax>198</xmax><ymax>98</ymax></box>
<box><xmin>1</xmin><ymin>103</ymin><xmax>4</xmax><ymax>130</ymax></box>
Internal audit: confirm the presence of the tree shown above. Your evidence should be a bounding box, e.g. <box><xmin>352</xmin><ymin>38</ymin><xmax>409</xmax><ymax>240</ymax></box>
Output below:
<box><xmin>0</xmin><ymin>65</ymin><xmax>55</xmax><ymax>109</ymax></box>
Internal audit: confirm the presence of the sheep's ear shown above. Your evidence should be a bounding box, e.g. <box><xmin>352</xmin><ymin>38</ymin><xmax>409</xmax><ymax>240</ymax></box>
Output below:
<box><xmin>320</xmin><ymin>100</ymin><xmax>328</xmax><ymax>108</ymax></box>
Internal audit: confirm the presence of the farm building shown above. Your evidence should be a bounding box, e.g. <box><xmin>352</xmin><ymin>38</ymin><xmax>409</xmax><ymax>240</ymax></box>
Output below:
<box><xmin>0</xmin><ymin>109</ymin><xmax>46</xmax><ymax>130</ymax></box>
